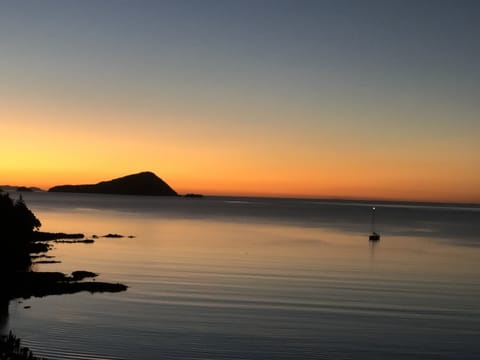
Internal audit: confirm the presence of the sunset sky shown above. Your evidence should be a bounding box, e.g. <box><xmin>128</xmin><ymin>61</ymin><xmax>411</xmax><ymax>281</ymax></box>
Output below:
<box><xmin>1</xmin><ymin>0</ymin><xmax>479</xmax><ymax>202</ymax></box>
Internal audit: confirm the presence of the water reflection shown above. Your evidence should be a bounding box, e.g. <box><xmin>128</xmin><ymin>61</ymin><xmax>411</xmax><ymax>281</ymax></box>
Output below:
<box><xmin>5</xmin><ymin>193</ymin><xmax>480</xmax><ymax>360</ymax></box>
<box><xmin>0</xmin><ymin>299</ymin><xmax>9</xmax><ymax>334</ymax></box>
<box><xmin>19</xmin><ymin>192</ymin><xmax>480</xmax><ymax>246</ymax></box>
<box><xmin>369</xmin><ymin>237</ymin><xmax>380</xmax><ymax>261</ymax></box>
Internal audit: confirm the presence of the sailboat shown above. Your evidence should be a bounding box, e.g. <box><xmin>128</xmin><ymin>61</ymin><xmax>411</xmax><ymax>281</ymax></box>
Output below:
<box><xmin>369</xmin><ymin>206</ymin><xmax>380</xmax><ymax>241</ymax></box>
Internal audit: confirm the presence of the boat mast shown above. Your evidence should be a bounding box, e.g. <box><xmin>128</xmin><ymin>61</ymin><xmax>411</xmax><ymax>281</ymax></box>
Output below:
<box><xmin>371</xmin><ymin>207</ymin><xmax>376</xmax><ymax>233</ymax></box>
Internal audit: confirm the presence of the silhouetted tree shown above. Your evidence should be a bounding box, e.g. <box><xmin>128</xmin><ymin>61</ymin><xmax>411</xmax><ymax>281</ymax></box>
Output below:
<box><xmin>0</xmin><ymin>191</ymin><xmax>41</xmax><ymax>271</ymax></box>
<box><xmin>0</xmin><ymin>331</ymin><xmax>44</xmax><ymax>359</ymax></box>
<box><xmin>13</xmin><ymin>195</ymin><xmax>41</xmax><ymax>232</ymax></box>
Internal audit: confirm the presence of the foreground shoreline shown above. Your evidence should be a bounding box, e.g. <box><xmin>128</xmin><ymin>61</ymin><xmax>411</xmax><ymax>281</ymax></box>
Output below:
<box><xmin>1</xmin><ymin>191</ymin><xmax>128</xmax><ymax>359</ymax></box>
<box><xmin>3</xmin><ymin>231</ymin><xmax>128</xmax><ymax>303</ymax></box>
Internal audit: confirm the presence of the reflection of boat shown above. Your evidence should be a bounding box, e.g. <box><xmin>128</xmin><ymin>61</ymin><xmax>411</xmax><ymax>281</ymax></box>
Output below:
<box><xmin>369</xmin><ymin>207</ymin><xmax>381</xmax><ymax>241</ymax></box>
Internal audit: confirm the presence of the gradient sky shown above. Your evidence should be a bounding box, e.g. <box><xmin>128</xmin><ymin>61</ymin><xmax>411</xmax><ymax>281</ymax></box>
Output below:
<box><xmin>1</xmin><ymin>0</ymin><xmax>479</xmax><ymax>202</ymax></box>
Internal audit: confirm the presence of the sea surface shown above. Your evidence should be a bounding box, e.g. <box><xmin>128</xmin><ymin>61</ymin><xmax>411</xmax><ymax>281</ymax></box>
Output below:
<box><xmin>2</xmin><ymin>192</ymin><xmax>480</xmax><ymax>359</ymax></box>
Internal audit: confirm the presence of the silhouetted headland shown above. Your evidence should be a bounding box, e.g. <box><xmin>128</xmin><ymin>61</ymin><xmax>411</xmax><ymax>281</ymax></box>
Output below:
<box><xmin>49</xmin><ymin>171</ymin><xmax>178</xmax><ymax>196</ymax></box>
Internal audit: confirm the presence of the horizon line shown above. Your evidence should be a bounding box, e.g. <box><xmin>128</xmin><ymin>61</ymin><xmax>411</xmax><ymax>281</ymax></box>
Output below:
<box><xmin>1</xmin><ymin>186</ymin><xmax>479</xmax><ymax>207</ymax></box>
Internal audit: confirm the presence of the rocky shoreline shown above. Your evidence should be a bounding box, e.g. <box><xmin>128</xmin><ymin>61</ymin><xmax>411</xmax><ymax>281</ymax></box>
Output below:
<box><xmin>6</xmin><ymin>270</ymin><xmax>127</xmax><ymax>301</ymax></box>
<box><xmin>2</xmin><ymin>230</ymin><xmax>128</xmax><ymax>302</ymax></box>
<box><xmin>1</xmin><ymin>191</ymin><xmax>128</xmax><ymax>359</ymax></box>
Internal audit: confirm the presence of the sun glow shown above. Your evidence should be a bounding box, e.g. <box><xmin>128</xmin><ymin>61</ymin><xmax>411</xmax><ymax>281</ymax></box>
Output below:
<box><xmin>1</xmin><ymin>2</ymin><xmax>479</xmax><ymax>204</ymax></box>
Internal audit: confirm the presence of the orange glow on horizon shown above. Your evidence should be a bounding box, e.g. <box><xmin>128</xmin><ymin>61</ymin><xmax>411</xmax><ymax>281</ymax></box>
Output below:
<box><xmin>2</xmin><ymin>3</ymin><xmax>480</xmax><ymax>207</ymax></box>
<box><xmin>2</xmin><ymin>169</ymin><xmax>478</xmax><ymax>204</ymax></box>
<box><xmin>1</xmin><ymin>98</ymin><xmax>479</xmax><ymax>205</ymax></box>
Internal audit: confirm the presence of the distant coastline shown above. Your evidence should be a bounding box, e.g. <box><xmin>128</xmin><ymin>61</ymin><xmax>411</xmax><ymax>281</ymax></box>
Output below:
<box><xmin>0</xmin><ymin>185</ymin><xmax>43</xmax><ymax>192</ymax></box>
<box><xmin>2</xmin><ymin>184</ymin><xmax>478</xmax><ymax>208</ymax></box>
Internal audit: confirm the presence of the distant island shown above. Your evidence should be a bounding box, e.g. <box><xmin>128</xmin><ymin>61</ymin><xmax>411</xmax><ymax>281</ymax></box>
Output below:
<box><xmin>49</xmin><ymin>171</ymin><xmax>178</xmax><ymax>196</ymax></box>
<box><xmin>184</xmin><ymin>193</ymin><xmax>204</xmax><ymax>198</ymax></box>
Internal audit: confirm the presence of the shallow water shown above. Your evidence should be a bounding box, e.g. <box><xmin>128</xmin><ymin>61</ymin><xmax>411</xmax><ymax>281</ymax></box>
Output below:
<box><xmin>3</xmin><ymin>193</ymin><xmax>480</xmax><ymax>359</ymax></box>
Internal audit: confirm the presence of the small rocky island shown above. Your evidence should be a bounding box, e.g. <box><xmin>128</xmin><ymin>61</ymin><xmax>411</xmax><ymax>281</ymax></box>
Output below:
<box><xmin>49</xmin><ymin>171</ymin><xmax>178</xmax><ymax>196</ymax></box>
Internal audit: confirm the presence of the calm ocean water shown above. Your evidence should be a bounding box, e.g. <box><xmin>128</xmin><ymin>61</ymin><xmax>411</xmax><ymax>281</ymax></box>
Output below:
<box><xmin>2</xmin><ymin>192</ymin><xmax>480</xmax><ymax>359</ymax></box>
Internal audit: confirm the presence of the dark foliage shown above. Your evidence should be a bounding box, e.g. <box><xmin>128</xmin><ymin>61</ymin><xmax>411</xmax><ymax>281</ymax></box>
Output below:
<box><xmin>1</xmin><ymin>331</ymin><xmax>45</xmax><ymax>359</ymax></box>
<box><xmin>0</xmin><ymin>192</ymin><xmax>41</xmax><ymax>271</ymax></box>
<box><xmin>0</xmin><ymin>191</ymin><xmax>127</xmax><ymax>360</ymax></box>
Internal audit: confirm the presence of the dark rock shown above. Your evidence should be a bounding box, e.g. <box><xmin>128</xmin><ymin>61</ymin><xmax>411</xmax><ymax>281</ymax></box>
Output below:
<box><xmin>71</xmin><ymin>270</ymin><xmax>98</xmax><ymax>281</ymax></box>
<box><xmin>31</xmin><ymin>255</ymin><xmax>55</xmax><ymax>259</ymax></box>
<box><xmin>29</xmin><ymin>242</ymin><xmax>51</xmax><ymax>254</ymax></box>
<box><xmin>54</xmin><ymin>239</ymin><xmax>94</xmax><ymax>244</ymax></box>
<box><xmin>33</xmin><ymin>231</ymin><xmax>85</xmax><ymax>241</ymax></box>
<box><xmin>3</xmin><ymin>271</ymin><xmax>127</xmax><ymax>300</ymax></box>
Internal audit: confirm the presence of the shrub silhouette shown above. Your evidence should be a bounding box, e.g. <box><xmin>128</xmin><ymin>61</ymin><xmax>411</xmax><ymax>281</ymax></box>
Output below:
<box><xmin>0</xmin><ymin>192</ymin><xmax>41</xmax><ymax>271</ymax></box>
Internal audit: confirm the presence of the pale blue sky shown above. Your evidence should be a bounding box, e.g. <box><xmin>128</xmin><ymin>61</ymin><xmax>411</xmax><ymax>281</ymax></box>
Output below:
<box><xmin>1</xmin><ymin>0</ymin><xmax>479</xmax><ymax>201</ymax></box>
